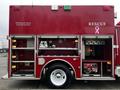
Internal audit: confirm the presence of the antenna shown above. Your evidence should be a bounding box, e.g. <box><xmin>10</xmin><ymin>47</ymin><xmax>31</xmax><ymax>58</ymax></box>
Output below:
<box><xmin>32</xmin><ymin>0</ymin><xmax>33</xmax><ymax>7</ymax></box>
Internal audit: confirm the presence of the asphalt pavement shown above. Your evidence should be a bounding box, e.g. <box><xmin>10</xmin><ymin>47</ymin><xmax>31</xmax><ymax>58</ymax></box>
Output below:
<box><xmin>1</xmin><ymin>53</ymin><xmax>120</xmax><ymax>90</ymax></box>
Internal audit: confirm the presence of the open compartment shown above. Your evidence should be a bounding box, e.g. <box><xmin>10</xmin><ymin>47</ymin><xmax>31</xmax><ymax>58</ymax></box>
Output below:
<box><xmin>11</xmin><ymin>37</ymin><xmax>35</xmax><ymax>48</ymax></box>
<box><xmin>11</xmin><ymin>62</ymin><xmax>34</xmax><ymax>76</ymax></box>
<box><xmin>82</xmin><ymin>36</ymin><xmax>113</xmax><ymax>77</ymax></box>
<box><xmin>12</xmin><ymin>49</ymin><xmax>34</xmax><ymax>61</ymax></box>
<box><xmin>39</xmin><ymin>38</ymin><xmax>78</xmax><ymax>48</ymax></box>
<box><xmin>38</xmin><ymin>36</ymin><xmax>79</xmax><ymax>56</ymax></box>
<box><xmin>10</xmin><ymin>36</ymin><xmax>35</xmax><ymax>77</ymax></box>
<box><xmin>83</xmin><ymin>38</ymin><xmax>112</xmax><ymax>60</ymax></box>
<box><xmin>102</xmin><ymin>62</ymin><xmax>112</xmax><ymax>76</ymax></box>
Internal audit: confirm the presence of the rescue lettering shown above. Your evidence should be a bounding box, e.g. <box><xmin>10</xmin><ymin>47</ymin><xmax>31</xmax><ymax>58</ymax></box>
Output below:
<box><xmin>88</xmin><ymin>22</ymin><xmax>106</xmax><ymax>26</ymax></box>
<box><xmin>16</xmin><ymin>22</ymin><xmax>31</xmax><ymax>26</ymax></box>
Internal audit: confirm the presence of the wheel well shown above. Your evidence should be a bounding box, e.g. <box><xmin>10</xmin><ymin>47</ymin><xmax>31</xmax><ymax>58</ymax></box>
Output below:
<box><xmin>41</xmin><ymin>60</ymin><xmax>75</xmax><ymax>78</ymax></box>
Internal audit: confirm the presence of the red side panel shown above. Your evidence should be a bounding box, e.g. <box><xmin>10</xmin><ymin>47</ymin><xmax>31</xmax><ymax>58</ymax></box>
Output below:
<box><xmin>116</xmin><ymin>27</ymin><xmax>120</xmax><ymax>65</ymax></box>
<box><xmin>36</xmin><ymin>57</ymin><xmax>81</xmax><ymax>78</ymax></box>
<box><xmin>9</xmin><ymin>6</ymin><xmax>114</xmax><ymax>35</ymax></box>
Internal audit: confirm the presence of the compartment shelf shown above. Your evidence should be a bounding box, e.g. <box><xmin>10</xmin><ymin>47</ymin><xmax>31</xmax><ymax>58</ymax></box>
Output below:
<box><xmin>12</xmin><ymin>61</ymin><xmax>34</xmax><ymax>63</ymax></box>
<box><xmin>38</xmin><ymin>55</ymin><xmax>79</xmax><ymax>57</ymax></box>
<box><xmin>12</xmin><ymin>74</ymin><xmax>34</xmax><ymax>77</ymax></box>
<box><xmin>12</xmin><ymin>47</ymin><xmax>35</xmax><ymax>50</ymax></box>
<box><xmin>12</xmin><ymin>69</ymin><xmax>34</xmax><ymax>76</ymax></box>
<box><xmin>39</xmin><ymin>48</ymin><xmax>78</xmax><ymax>50</ymax></box>
<box><xmin>82</xmin><ymin>60</ymin><xmax>110</xmax><ymax>62</ymax></box>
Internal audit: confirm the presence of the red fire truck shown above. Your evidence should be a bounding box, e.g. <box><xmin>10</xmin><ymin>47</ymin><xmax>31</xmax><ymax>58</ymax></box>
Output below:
<box><xmin>2</xmin><ymin>5</ymin><xmax>120</xmax><ymax>88</ymax></box>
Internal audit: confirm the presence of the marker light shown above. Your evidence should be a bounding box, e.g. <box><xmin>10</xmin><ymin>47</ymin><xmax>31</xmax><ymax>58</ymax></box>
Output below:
<box><xmin>12</xmin><ymin>45</ymin><xmax>16</xmax><ymax>48</ymax></box>
<box><xmin>12</xmin><ymin>65</ymin><xmax>16</xmax><ymax>69</ymax></box>
<box><xmin>75</xmin><ymin>40</ymin><xmax>78</xmax><ymax>43</ymax></box>
<box><xmin>107</xmin><ymin>61</ymin><xmax>111</xmax><ymax>65</ymax></box>
<box><xmin>12</xmin><ymin>39</ymin><xmax>16</xmax><ymax>43</ymax></box>
<box><xmin>51</xmin><ymin>5</ymin><xmax>58</xmax><ymax>10</ymax></box>
<box><xmin>12</xmin><ymin>55</ymin><xmax>16</xmax><ymax>59</ymax></box>
<box><xmin>64</xmin><ymin>5</ymin><xmax>71</xmax><ymax>11</ymax></box>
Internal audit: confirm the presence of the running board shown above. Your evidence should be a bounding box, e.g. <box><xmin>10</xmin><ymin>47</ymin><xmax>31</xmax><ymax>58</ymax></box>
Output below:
<box><xmin>10</xmin><ymin>77</ymin><xmax>40</xmax><ymax>80</ymax></box>
<box><xmin>1</xmin><ymin>74</ymin><xmax>39</xmax><ymax>80</ymax></box>
<box><xmin>77</xmin><ymin>77</ymin><xmax>115</xmax><ymax>80</ymax></box>
<box><xmin>1</xmin><ymin>74</ymin><xmax>8</xmax><ymax>79</ymax></box>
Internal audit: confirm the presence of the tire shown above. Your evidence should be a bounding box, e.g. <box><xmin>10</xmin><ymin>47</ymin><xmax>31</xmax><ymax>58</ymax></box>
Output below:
<box><xmin>46</xmin><ymin>64</ymin><xmax>73</xmax><ymax>88</ymax></box>
<box><xmin>116</xmin><ymin>75</ymin><xmax>120</xmax><ymax>82</ymax></box>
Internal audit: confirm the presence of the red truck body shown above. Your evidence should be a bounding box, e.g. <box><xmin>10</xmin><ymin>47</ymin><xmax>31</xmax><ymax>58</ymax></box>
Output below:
<box><xmin>5</xmin><ymin>5</ymin><xmax>120</xmax><ymax>88</ymax></box>
<box><xmin>116</xmin><ymin>22</ymin><xmax>120</xmax><ymax>65</ymax></box>
<box><xmin>9</xmin><ymin>6</ymin><xmax>114</xmax><ymax>35</ymax></box>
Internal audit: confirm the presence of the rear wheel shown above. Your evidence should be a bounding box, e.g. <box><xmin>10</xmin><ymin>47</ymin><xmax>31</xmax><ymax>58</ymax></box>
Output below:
<box><xmin>46</xmin><ymin>64</ymin><xmax>73</xmax><ymax>88</ymax></box>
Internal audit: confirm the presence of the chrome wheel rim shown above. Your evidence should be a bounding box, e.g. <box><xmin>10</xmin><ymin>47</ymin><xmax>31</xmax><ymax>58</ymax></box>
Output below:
<box><xmin>50</xmin><ymin>69</ymin><xmax>67</xmax><ymax>86</ymax></box>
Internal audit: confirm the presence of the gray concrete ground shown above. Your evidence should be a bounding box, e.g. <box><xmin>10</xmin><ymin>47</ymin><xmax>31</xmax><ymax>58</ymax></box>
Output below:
<box><xmin>1</xmin><ymin>53</ymin><xmax>120</xmax><ymax>90</ymax></box>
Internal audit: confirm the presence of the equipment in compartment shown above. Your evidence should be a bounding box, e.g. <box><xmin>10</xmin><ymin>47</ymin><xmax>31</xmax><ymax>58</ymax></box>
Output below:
<box><xmin>39</xmin><ymin>40</ymin><xmax>56</xmax><ymax>48</ymax></box>
<box><xmin>38</xmin><ymin>37</ymin><xmax>78</xmax><ymax>56</ymax></box>
<box><xmin>39</xmin><ymin>38</ymin><xmax>78</xmax><ymax>48</ymax></box>
<box><xmin>48</xmin><ymin>40</ymin><xmax>56</xmax><ymax>48</ymax></box>
<box><xmin>85</xmin><ymin>39</ymin><xmax>105</xmax><ymax>45</ymax></box>
<box><xmin>82</xmin><ymin>37</ymin><xmax>112</xmax><ymax>77</ymax></box>
<box><xmin>83</xmin><ymin>63</ymin><xmax>100</xmax><ymax>76</ymax></box>
<box><xmin>83</xmin><ymin>38</ymin><xmax>112</xmax><ymax>60</ymax></box>
<box><xmin>83</xmin><ymin>63</ymin><xmax>98</xmax><ymax>74</ymax></box>
<box><xmin>39</xmin><ymin>41</ymin><xmax>48</xmax><ymax>48</ymax></box>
